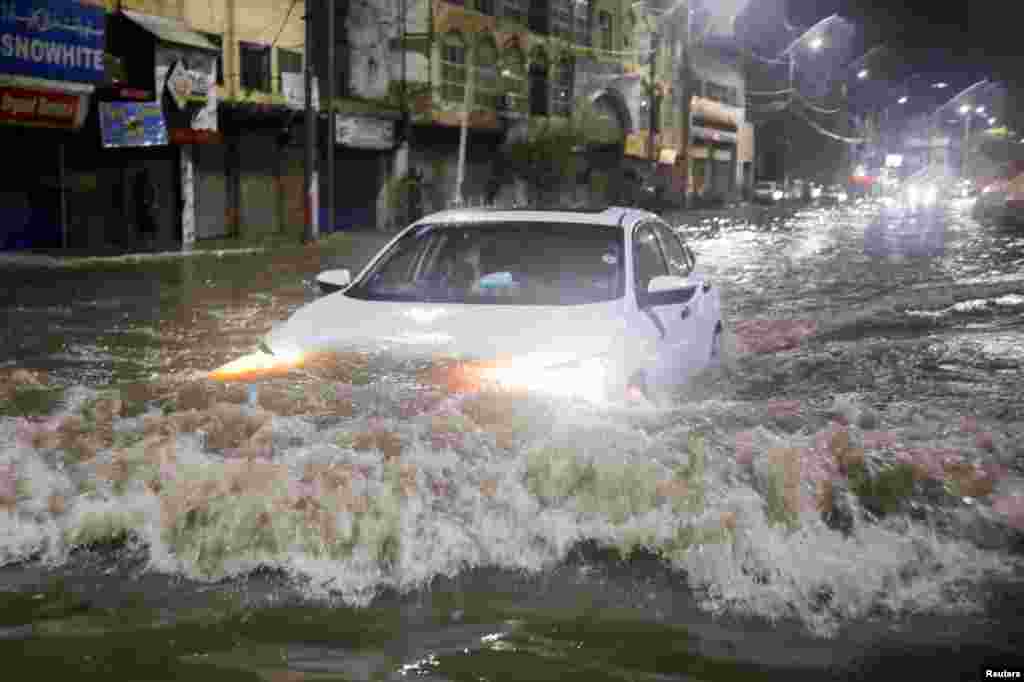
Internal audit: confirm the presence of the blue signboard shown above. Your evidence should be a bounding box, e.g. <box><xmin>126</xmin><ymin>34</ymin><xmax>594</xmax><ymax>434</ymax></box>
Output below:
<box><xmin>99</xmin><ymin>101</ymin><xmax>168</xmax><ymax>147</ymax></box>
<box><xmin>0</xmin><ymin>0</ymin><xmax>105</xmax><ymax>84</ymax></box>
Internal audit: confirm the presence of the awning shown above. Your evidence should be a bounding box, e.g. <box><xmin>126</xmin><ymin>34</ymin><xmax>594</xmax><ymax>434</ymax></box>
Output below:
<box><xmin>121</xmin><ymin>10</ymin><xmax>220</xmax><ymax>52</ymax></box>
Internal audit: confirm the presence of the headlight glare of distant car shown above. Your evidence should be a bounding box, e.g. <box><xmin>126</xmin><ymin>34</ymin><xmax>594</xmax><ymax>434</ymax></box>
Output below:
<box><xmin>772</xmin><ymin>190</ymin><xmax>783</xmax><ymax>201</ymax></box>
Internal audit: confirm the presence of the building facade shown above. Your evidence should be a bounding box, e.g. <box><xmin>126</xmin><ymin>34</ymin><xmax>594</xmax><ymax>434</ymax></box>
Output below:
<box><xmin>0</xmin><ymin>0</ymin><xmax>755</xmax><ymax>251</ymax></box>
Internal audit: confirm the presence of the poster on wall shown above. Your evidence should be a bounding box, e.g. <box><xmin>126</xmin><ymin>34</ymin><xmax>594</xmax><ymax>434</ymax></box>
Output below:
<box><xmin>98</xmin><ymin>101</ymin><xmax>167</xmax><ymax>147</ymax></box>
<box><xmin>336</xmin><ymin>115</ymin><xmax>394</xmax><ymax>150</ymax></box>
<box><xmin>0</xmin><ymin>0</ymin><xmax>106</xmax><ymax>84</ymax></box>
<box><xmin>154</xmin><ymin>45</ymin><xmax>220</xmax><ymax>143</ymax></box>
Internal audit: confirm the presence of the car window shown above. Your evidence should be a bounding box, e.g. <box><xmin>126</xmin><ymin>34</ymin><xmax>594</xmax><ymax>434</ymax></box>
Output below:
<box><xmin>652</xmin><ymin>223</ymin><xmax>691</xmax><ymax>278</ymax></box>
<box><xmin>633</xmin><ymin>224</ymin><xmax>669</xmax><ymax>295</ymax></box>
<box><xmin>347</xmin><ymin>221</ymin><xmax>625</xmax><ymax>305</ymax></box>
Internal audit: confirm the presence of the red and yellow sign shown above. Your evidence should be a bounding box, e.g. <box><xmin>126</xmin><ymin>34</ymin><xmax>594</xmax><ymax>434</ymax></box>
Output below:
<box><xmin>0</xmin><ymin>86</ymin><xmax>80</xmax><ymax>128</ymax></box>
<box><xmin>691</xmin><ymin>96</ymin><xmax>739</xmax><ymax>128</ymax></box>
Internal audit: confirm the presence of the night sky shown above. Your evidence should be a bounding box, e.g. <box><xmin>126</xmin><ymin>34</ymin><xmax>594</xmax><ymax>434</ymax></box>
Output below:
<box><xmin>790</xmin><ymin>0</ymin><xmax>1020</xmax><ymax>89</ymax></box>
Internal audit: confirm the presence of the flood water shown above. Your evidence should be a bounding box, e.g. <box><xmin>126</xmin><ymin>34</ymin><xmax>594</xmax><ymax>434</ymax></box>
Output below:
<box><xmin>1</xmin><ymin>200</ymin><xmax>1023</xmax><ymax>680</ymax></box>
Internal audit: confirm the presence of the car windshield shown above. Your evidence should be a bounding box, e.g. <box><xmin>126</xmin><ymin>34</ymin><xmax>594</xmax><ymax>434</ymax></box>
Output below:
<box><xmin>346</xmin><ymin>221</ymin><xmax>626</xmax><ymax>305</ymax></box>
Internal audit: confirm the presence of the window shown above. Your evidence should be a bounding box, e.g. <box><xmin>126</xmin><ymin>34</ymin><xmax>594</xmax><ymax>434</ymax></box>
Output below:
<box><xmin>440</xmin><ymin>32</ymin><xmax>467</xmax><ymax>103</ymax></box>
<box><xmin>239</xmin><ymin>41</ymin><xmax>271</xmax><ymax>92</ymax></box>
<box><xmin>476</xmin><ymin>0</ymin><xmax>495</xmax><ymax>14</ymax></box>
<box><xmin>277</xmin><ymin>48</ymin><xmax>302</xmax><ymax>93</ymax></box>
<box><xmin>551</xmin><ymin>0</ymin><xmax>572</xmax><ymax>39</ymax></box>
<box><xmin>347</xmin><ymin>222</ymin><xmax>625</xmax><ymax>306</ymax></box>
<box><xmin>528</xmin><ymin>48</ymin><xmax>549</xmax><ymax>117</ymax></box>
<box><xmin>503</xmin><ymin>0</ymin><xmax>527</xmax><ymax>26</ymax></box>
<box><xmin>552</xmin><ymin>56</ymin><xmax>573</xmax><ymax>117</ymax></box>
<box><xmin>652</xmin><ymin>223</ymin><xmax>691</xmax><ymax>277</ymax></box>
<box><xmin>501</xmin><ymin>47</ymin><xmax>527</xmax><ymax>113</ymax></box>
<box><xmin>705</xmin><ymin>81</ymin><xmax>738</xmax><ymax>106</ymax></box>
<box><xmin>572</xmin><ymin>0</ymin><xmax>592</xmax><ymax>46</ymax></box>
<box><xmin>475</xmin><ymin>37</ymin><xmax>499</xmax><ymax>110</ymax></box>
<box><xmin>598</xmin><ymin>10</ymin><xmax>612</xmax><ymax>51</ymax></box>
<box><xmin>528</xmin><ymin>0</ymin><xmax>549</xmax><ymax>34</ymax></box>
<box><xmin>633</xmin><ymin>225</ymin><xmax>668</xmax><ymax>296</ymax></box>
<box><xmin>201</xmin><ymin>33</ymin><xmax>224</xmax><ymax>85</ymax></box>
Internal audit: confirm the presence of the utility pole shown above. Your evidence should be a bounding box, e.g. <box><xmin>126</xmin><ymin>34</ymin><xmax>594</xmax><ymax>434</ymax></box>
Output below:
<box><xmin>783</xmin><ymin>51</ymin><xmax>794</xmax><ymax>192</ymax></box>
<box><xmin>679</xmin><ymin>2</ymin><xmax>693</xmax><ymax>208</ymax></box>
<box><xmin>303</xmin><ymin>0</ymin><xmax>318</xmax><ymax>243</ymax></box>
<box><xmin>648</xmin><ymin>30</ymin><xmax>659</xmax><ymax>164</ymax></box>
<box><xmin>962</xmin><ymin>111</ymin><xmax>971</xmax><ymax>179</ymax></box>
<box><xmin>454</xmin><ymin>49</ymin><xmax>475</xmax><ymax>206</ymax></box>
<box><xmin>327</xmin><ymin>0</ymin><xmax>336</xmax><ymax>236</ymax></box>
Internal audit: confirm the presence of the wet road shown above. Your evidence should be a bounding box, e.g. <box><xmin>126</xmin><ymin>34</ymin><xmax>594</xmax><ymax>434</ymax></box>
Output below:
<box><xmin>1</xmin><ymin>199</ymin><xmax>1023</xmax><ymax>681</ymax></box>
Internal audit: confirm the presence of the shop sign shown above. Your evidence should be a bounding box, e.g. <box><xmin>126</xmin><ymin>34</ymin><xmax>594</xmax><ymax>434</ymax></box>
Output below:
<box><xmin>99</xmin><ymin>100</ymin><xmax>167</xmax><ymax>147</ymax></box>
<box><xmin>691</xmin><ymin>124</ymin><xmax>737</xmax><ymax>144</ymax></box>
<box><xmin>0</xmin><ymin>0</ymin><xmax>104</xmax><ymax>84</ymax></box>
<box><xmin>337</xmin><ymin>115</ymin><xmax>393</xmax><ymax>150</ymax></box>
<box><xmin>691</xmin><ymin>96</ymin><xmax>739</xmax><ymax>127</ymax></box>
<box><xmin>0</xmin><ymin>83</ymin><xmax>77</xmax><ymax>126</ymax></box>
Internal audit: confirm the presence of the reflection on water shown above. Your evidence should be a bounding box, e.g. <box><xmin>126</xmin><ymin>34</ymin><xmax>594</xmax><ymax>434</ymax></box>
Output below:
<box><xmin>1</xmin><ymin>205</ymin><xmax>1023</xmax><ymax>679</ymax></box>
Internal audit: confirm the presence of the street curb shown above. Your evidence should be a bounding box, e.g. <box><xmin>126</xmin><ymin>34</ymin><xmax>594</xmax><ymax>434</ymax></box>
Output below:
<box><xmin>0</xmin><ymin>247</ymin><xmax>267</xmax><ymax>269</ymax></box>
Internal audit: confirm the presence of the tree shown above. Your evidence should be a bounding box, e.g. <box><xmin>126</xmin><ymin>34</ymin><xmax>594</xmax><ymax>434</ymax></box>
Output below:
<box><xmin>500</xmin><ymin>98</ymin><xmax>623</xmax><ymax>205</ymax></box>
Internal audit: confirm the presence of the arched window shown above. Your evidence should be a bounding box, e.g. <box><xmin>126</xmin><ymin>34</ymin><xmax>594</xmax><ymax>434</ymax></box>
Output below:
<box><xmin>475</xmin><ymin>36</ymin><xmax>499</xmax><ymax>110</ymax></box>
<box><xmin>552</xmin><ymin>55</ymin><xmax>573</xmax><ymax>117</ymax></box>
<box><xmin>440</xmin><ymin>32</ymin><xmax>467</xmax><ymax>103</ymax></box>
<box><xmin>500</xmin><ymin>47</ymin><xmax>527</xmax><ymax>114</ymax></box>
<box><xmin>503</xmin><ymin>0</ymin><xmax>527</xmax><ymax>26</ymax></box>
<box><xmin>551</xmin><ymin>0</ymin><xmax>571</xmax><ymax>39</ymax></box>
<box><xmin>528</xmin><ymin>47</ymin><xmax>549</xmax><ymax>117</ymax></box>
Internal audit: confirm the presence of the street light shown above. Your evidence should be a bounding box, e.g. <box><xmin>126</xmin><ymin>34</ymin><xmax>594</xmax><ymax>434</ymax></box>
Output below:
<box><xmin>933</xmin><ymin>82</ymin><xmax>948</xmax><ymax>89</ymax></box>
<box><xmin>897</xmin><ymin>95</ymin><xmax>908</xmax><ymax>104</ymax></box>
<box><xmin>959</xmin><ymin>104</ymin><xmax>970</xmax><ymax>114</ymax></box>
<box><xmin>976</xmin><ymin>106</ymin><xmax>985</xmax><ymax>114</ymax></box>
<box><xmin>988</xmin><ymin>117</ymin><xmax>997</xmax><ymax>125</ymax></box>
<box><xmin>857</xmin><ymin>69</ymin><xmax>868</xmax><ymax>79</ymax></box>
<box><xmin>809</xmin><ymin>36</ymin><xmax>824</xmax><ymax>50</ymax></box>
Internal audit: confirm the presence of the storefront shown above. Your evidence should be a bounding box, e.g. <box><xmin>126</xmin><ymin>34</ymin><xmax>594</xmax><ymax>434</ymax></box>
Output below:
<box><xmin>0</xmin><ymin>0</ymin><xmax>105</xmax><ymax>250</ymax></box>
<box><xmin>95</xmin><ymin>10</ymin><xmax>221</xmax><ymax>250</ymax></box>
<box><xmin>688</xmin><ymin>96</ymin><xmax>740</xmax><ymax>200</ymax></box>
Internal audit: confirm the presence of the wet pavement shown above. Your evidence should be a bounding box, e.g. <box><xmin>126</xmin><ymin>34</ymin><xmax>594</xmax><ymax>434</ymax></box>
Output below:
<box><xmin>1</xmin><ymin>199</ymin><xmax>1023</xmax><ymax>680</ymax></box>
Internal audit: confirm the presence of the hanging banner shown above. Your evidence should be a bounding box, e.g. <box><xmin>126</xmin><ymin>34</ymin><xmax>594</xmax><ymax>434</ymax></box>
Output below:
<box><xmin>0</xmin><ymin>0</ymin><xmax>105</xmax><ymax>84</ymax></box>
<box><xmin>98</xmin><ymin>100</ymin><xmax>167</xmax><ymax>147</ymax></box>
<box><xmin>155</xmin><ymin>44</ymin><xmax>220</xmax><ymax>143</ymax></box>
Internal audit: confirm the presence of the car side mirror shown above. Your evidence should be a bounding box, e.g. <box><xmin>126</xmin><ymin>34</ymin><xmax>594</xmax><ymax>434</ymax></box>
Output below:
<box><xmin>647</xmin><ymin>275</ymin><xmax>691</xmax><ymax>294</ymax></box>
<box><xmin>316</xmin><ymin>269</ymin><xmax>352</xmax><ymax>295</ymax></box>
<box><xmin>642</xmin><ymin>275</ymin><xmax>697</xmax><ymax>308</ymax></box>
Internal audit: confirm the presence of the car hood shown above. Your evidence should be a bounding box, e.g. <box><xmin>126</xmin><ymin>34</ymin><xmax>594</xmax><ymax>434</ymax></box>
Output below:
<box><xmin>265</xmin><ymin>291</ymin><xmax>629</xmax><ymax>363</ymax></box>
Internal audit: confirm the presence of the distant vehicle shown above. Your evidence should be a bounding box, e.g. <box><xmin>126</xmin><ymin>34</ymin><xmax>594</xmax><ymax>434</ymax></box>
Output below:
<box><xmin>208</xmin><ymin>206</ymin><xmax>723</xmax><ymax>406</ymax></box>
<box><xmin>786</xmin><ymin>179</ymin><xmax>806</xmax><ymax>201</ymax></box>
<box><xmin>754</xmin><ymin>181</ymin><xmax>784</xmax><ymax>204</ymax></box>
<box><xmin>821</xmin><ymin>185</ymin><xmax>849</xmax><ymax>203</ymax></box>
<box><xmin>808</xmin><ymin>183</ymin><xmax>823</xmax><ymax>201</ymax></box>
<box><xmin>973</xmin><ymin>173</ymin><xmax>1024</xmax><ymax>226</ymax></box>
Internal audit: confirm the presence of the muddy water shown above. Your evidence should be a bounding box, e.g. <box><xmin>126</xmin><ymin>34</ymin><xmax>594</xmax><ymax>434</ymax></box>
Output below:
<box><xmin>1</xmin><ymin>204</ymin><xmax>1023</xmax><ymax>681</ymax></box>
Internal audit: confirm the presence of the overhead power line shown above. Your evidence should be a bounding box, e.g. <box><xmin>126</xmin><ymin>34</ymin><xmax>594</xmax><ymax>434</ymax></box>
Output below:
<box><xmin>793</xmin><ymin>89</ymin><xmax>840</xmax><ymax>114</ymax></box>
<box><xmin>791</xmin><ymin>103</ymin><xmax>864</xmax><ymax>144</ymax></box>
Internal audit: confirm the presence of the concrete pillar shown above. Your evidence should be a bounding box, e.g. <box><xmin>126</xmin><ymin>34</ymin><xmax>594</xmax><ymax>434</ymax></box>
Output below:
<box><xmin>180</xmin><ymin>145</ymin><xmax>195</xmax><ymax>251</ymax></box>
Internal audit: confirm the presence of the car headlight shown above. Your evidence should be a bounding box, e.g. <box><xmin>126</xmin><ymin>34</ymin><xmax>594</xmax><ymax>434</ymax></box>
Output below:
<box><xmin>479</xmin><ymin>353</ymin><xmax>610</xmax><ymax>402</ymax></box>
<box><xmin>772</xmin><ymin>190</ymin><xmax>783</xmax><ymax>200</ymax></box>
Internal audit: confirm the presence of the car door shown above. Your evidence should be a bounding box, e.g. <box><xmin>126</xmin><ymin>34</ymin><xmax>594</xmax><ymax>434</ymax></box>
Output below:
<box><xmin>658</xmin><ymin>222</ymin><xmax>719</xmax><ymax>359</ymax></box>
<box><xmin>631</xmin><ymin>222</ymin><xmax>703</xmax><ymax>390</ymax></box>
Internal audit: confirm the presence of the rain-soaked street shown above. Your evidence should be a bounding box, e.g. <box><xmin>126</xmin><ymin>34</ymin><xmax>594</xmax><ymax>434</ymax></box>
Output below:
<box><xmin>1</xmin><ymin>199</ymin><xmax>1023</xmax><ymax>680</ymax></box>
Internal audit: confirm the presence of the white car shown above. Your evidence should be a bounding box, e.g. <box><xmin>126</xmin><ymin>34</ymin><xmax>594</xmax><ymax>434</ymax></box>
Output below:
<box><xmin>210</xmin><ymin>207</ymin><xmax>723</xmax><ymax>405</ymax></box>
<box><xmin>754</xmin><ymin>181</ymin><xmax>784</xmax><ymax>204</ymax></box>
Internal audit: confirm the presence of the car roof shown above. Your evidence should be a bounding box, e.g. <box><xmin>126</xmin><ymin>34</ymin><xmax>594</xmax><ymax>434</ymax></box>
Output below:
<box><xmin>411</xmin><ymin>206</ymin><xmax>660</xmax><ymax>232</ymax></box>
